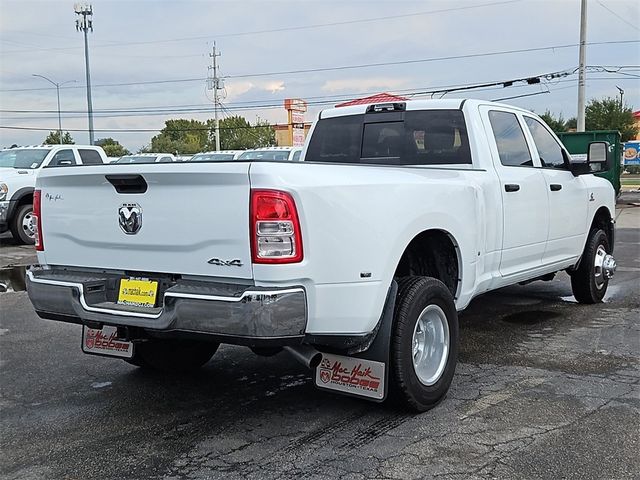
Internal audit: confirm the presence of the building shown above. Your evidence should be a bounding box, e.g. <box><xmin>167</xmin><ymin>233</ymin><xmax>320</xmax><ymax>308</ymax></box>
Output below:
<box><xmin>335</xmin><ymin>92</ymin><xmax>408</xmax><ymax>107</ymax></box>
<box><xmin>274</xmin><ymin>123</ymin><xmax>312</xmax><ymax>147</ymax></box>
<box><xmin>274</xmin><ymin>93</ymin><xmax>409</xmax><ymax>146</ymax></box>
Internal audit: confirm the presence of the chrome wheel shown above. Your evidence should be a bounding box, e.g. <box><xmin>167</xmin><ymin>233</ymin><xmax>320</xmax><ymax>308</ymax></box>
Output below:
<box><xmin>412</xmin><ymin>304</ymin><xmax>450</xmax><ymax>386</ymax></box>
<box><xmin>21</xmin><ymin>210</ymin><xmax>35</xmax><ymax>240</ymax></box>
<box><xmin>593</xmin><ymin>244</ymin><xmax>607</xmax><ymax>290</ymax></box>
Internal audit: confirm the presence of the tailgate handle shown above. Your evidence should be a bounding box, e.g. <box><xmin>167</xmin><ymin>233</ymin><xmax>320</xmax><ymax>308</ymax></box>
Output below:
<box><xmin>105</xmin><ymin>175</ymin><xmax>148</xmax><ymax>194</ymax></box>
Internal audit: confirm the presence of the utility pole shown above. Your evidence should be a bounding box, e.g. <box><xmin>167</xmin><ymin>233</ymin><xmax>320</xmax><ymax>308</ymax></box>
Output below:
<box><xmin>75</xmin><ymin>3</ymin><xmax>95</xmax><ymax>145</ymax></box>
<box><xmin>32</xmin><ymin>74</ymin><xmax>76</xmax><ymax>144</ymax></box>
<box><xmin>208</xmin><ymin>43</ymin><xmax>222</xmax><ymax>151</ymax></box>
<box><xmin>577</xmin><ymin>0</ymin><xmax>587</xmax><ymax>132</ymax></box>
<box><xmin>616</xmin><ymin>86</ymin><xmax>624</xmax><ymax>108</ymax></box>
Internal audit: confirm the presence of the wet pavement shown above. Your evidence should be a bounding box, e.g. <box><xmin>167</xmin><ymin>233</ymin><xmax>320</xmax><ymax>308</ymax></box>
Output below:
<box><xmin>0</xmin><ymin>203</ymin><xmax>638</xmax><ymax>479</ymax></box>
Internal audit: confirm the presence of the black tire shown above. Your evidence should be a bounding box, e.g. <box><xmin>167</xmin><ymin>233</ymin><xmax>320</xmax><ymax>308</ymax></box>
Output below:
<box><xmin>389</xmin><ymin>276</ymin><xmax>459</xmax><ymax>412</ymax></box>
<box><xmin>571</xmin><ymin>229</ymin><xmax>611</xmax><ymax>304</ymax></box>
<box><xmin>10</xmin><ymin>204</ymin><xmax>35</xmax><ymax>245</ymax></box>
<box><xmin>126</xmin><ymin>339</ymin><xmax>219</xmax><ymax>372</ymax></box>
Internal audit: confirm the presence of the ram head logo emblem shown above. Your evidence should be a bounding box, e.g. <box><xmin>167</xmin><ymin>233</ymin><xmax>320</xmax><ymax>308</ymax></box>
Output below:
<box><xmin>119</xmin><ymin>203</ymin><xmax>142</xmax><ymax>235</ymax></box>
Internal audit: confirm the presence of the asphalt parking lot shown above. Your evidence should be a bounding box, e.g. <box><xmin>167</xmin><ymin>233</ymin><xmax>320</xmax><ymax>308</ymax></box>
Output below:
<box><xmin>1</xmin><ymin>197</ymin><xmax>638</xmax><ymax>480</ymax></box>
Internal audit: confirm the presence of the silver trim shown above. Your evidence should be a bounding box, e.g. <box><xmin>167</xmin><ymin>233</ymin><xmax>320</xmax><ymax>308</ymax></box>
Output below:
<box><xmin>26</xmin><ymin>270</ymin><xmax>304</xmax><ymax>319</ymax></box>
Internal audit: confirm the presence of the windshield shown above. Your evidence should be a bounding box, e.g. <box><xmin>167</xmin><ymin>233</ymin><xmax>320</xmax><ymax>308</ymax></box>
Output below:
<box><xmin>190</xmin><ymin>153</ymin><xmax>236</xmax><ymax>161</ymax></box>
<box><xmin>115</xmin><ymin>155</ymin><xmax>158</xmax><ymax>164</ymax></box>
<box><xmin>0</xmin><ymin>149</ymin><xmax>50</xmax><ymax>169</ymax></box>
<box><xmin>238</xmin><ymin>150</ymin><xmax>290</xmax><ymax>161</ymax></box>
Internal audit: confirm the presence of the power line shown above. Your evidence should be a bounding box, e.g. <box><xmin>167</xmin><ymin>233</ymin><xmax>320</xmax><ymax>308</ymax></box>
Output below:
<box><xmin>2</xmin><ymin>40</ymin><xmax>638</xmax><ymax>93</ymax></box>
<box><xmin>596</xmin><ymin>0</ymin><xmax>640</xmax><ymax>32</ymax></box>
<box><xmin>0</xmin><ymin>69</ymin><xmax>573</xmax><ymax>119</ymax></box>
<box><xmin>0</xmin><ymin>123</ymin><xmax>296</xmax><ymax>133</ymax></box>
<box><xmin>1</xmin><ymin>0</ymin><xmax>524</xmax><ymax>55</ymax></box>
<box><xmin>3</xmin><ymin>74</ymin><xmax>638</xmax><ymax>121</ymax></box>
<box><xmin>5</xmin><ymin>66</ymin><xmax>637</xmax><ymax>115</ymax></box>
<box><xmin>0</xmin><ymin>72</ymin><xmax>625</xmax><ymax>132</ymax></box>
<box><xmin>491</xmin><ymin>91</ymin><xmax>550</xmax><ymax>102</ymax></box>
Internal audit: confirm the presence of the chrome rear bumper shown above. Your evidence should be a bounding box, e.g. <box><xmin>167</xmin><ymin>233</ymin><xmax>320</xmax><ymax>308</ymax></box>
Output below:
<box><xmin>26</xmin><ymin>267</ymin><xmax>307</xmax><ymax>343</ymax></box>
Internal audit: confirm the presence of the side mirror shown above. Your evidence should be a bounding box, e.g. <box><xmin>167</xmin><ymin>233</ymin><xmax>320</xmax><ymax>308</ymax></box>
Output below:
<box><xmin>58</xmin><ymin>160</ymin><xmax>73</xmax><ymax>166</ymax></box>
<box><xmin>587</xmin><ymin>141</ymin><xmax>608</xmax><ymax>172</ymax></box>
<box><xmin>569</xmin><ymin>141</ymin><xmax>610</xmax><ymax>176</ymax></box>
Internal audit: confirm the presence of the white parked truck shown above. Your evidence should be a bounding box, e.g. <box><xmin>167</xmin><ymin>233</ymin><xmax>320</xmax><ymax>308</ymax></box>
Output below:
<box><xmin>26</xmin><ymin>99</ymin><xmax>616</xmax><ymax>411</ymax></box>
<box><xmin>0</xmin><ymin>145</ymin><xmax>107</xmax><ymax>244</ymax></box>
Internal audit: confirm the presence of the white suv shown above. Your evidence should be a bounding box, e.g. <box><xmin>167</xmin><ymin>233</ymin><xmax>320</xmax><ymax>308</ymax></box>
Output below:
<box><xmin>0</xmin><ymin>144</ymin><xmax>107</xmax><ymax>244</ymax></box>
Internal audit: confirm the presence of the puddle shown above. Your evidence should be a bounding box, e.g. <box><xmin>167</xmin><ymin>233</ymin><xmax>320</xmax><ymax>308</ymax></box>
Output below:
<box><xmin>0</xmin><ymin>266</ymin><xmax>27</xmax><ymax>293</ymax></box>
<box><xmin>501</xmin><ymin>310</ymin><xmax>562</xmax><ymax>325</ymax></box>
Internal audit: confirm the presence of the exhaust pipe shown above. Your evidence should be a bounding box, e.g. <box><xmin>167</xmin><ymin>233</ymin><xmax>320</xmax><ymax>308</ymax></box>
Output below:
<box><xmin>284</xmin><ymin>345</ymin><xmax>323</xmax><ymax>369</ymax></box>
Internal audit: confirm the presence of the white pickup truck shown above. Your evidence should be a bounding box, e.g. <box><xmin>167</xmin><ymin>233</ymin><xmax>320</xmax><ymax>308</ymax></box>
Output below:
<box><xmin>0</xmin><ymin>145</ymin><xmax>107</xmax><ymax>244</ymax></box>
<box><xmin>26</xmin><ymin>99</ymin><xmax>617</xmax><ymax>412</ymax></box>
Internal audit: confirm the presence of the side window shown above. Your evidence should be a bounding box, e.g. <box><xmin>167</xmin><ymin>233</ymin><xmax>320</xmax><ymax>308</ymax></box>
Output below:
<box><xmin>159</xmin><ymin>157</ymin><xmax>173</xmax><ymax>163</ymax></box>
<box><xmin>524</xmin><ymin>117</ymin><xmax>567</xmax><ymax>169</ymax></box>
<box><xmin>402</xmin><ymin>110</ymin><xmax>471</xmax><ymax>165</ymax></box>
<box><xmin>48</xmin><ymin>149</ymin><xmax>76</xmax><ymax>167</ymax></box>
<box><xmin>291</xmin><ymin>150</ymin><xmax>301</xmax><ymax>161</ymax></box>
<box><xmin>78</xmin><ymin>149</ymin><xmax>103</xmax><ymax>165</ymax></box>
<box><xmin>488</xmin><ymin>111</ymin><xmax>533</xmax><ymax>167</ymax></box>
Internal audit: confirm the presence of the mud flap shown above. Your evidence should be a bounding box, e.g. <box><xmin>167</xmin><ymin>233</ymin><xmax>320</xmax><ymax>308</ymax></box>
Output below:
<box><xmin>314</xmin><ymin>280</ymin><xmax>397</xmax><ymax>402</ymax></box>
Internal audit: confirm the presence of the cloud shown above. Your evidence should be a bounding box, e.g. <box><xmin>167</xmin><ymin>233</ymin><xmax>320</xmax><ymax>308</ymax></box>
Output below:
<box><xmin>321</xmin><ymin>77</ymin><xmax>408</xmax><ymax>93</ymax></box>
<box><xmin>223</xmin><ymin>81</ymin><xmax>255</xmax><ymax>100</ymax></box>
<box><xmin>263</xmin><ymin>81</ymin><xmax>285</xmax><ymax>94</ymax></box>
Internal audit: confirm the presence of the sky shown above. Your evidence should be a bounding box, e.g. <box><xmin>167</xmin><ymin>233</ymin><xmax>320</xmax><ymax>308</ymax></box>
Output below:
<box><xmin>0</xmin><ymin>0</ymin><xmax>639</xmax><ymax>151</ymax></box>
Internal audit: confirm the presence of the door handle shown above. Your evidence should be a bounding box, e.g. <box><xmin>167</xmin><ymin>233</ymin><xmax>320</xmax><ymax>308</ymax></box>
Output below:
<box><xmin>550</xmin><ymin>184</ymin><xmax>562</xmax><ymax>191</ymax></box>
<box><xmin>504</xmin><ymin>184</ymin><xmax>520</xmax><ymax>192</ymax></box>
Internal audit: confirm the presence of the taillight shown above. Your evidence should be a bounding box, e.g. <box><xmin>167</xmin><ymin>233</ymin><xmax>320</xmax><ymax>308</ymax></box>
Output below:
<box><xmin>250</xmin><ymin>189</ymin><xmax>303</xmax><ymax>264</ymax></box>
<box><xmin>33</xmin><ymin>189</ymin><xmax>44</xmax><ymax>251</ymax></box>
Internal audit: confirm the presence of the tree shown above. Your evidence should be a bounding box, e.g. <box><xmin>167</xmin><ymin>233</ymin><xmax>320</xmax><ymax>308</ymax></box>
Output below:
<box><xmin>147</xmin><ymin>116</ymin><xmax>277</xmax><ymax>154</ymax></box>
<box><xmin>150</xmin><ymin>119</ymin><xmax>208</xmax><ymax>154</ymax></box>
<box><xmin>44</xmin><ymin>131</ymin><xmax>74</xmax><ymax>144</ymax></box>
<box><xmin>585</xmin><ymin>97</ymin><xmax>638</xmax><ymax>141</ymax></box>
<box><xmin>213</xmin><ymin>116</ymin><xmax>276</xmax><ymax>150</ymax></box>
<box><xmin>95</xmin><ymin>137</ymin><xmax>130</xmax><ymax>157</ymax></box>
<box><xmin>539</xmin><ymin>110</ymin><xmax>568</xmax><ymax>133</ymax></box>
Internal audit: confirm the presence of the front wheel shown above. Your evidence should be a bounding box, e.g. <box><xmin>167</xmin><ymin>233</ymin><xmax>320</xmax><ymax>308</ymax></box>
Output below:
<box><xmin>570</xmin><ymin>229</ymin><xmax>612</xmax><ymax>304</ymax></box>
<box><xmin>126</xmin><ymin>339</ymin><xmax>219</xmax><ymax>372</ymax></box>
<box><xmin>389</xmin><ymin>276</ymin><xmax>459</xmax><ymax>412</ymax></box>
<box><xmin>10</xmin><ymin>204</ymin><xmax>35</xmax><ymax>245</ymax></box>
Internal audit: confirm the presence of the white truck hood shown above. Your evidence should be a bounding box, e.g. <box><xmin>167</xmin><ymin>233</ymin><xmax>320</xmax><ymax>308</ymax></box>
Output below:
<box><xmin>0</xmin><ymin>168</ymin><xmax>36</xmax><ymax>198</ymax></box>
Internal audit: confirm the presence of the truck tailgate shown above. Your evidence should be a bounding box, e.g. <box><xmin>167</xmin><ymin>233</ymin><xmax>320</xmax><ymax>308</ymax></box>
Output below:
<box><xmin>36</xmin><ymin>163</ymin><xmax>253</xmax><ymax>279</ymax></box>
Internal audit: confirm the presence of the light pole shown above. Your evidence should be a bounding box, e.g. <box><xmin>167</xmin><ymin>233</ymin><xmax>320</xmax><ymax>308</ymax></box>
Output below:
<box><xmin>74</xmin><ymin>3</ymin><xmax>94</xmax><ymax>145</ymax></box>
<box><xmin>32</xmin><ymin>74</ymin><xmax>76</xmax><ymax>144</ymax></box>
<box><xmin>616</xmin><ymin>86</ymin><xmax>624</xmax><ymax>109</ymax></box>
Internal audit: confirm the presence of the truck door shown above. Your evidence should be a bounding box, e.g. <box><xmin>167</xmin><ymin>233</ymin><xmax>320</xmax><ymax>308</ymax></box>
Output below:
<box><xmin>481</xmin><ymin>107</ymin><xmax>549</xmax><ymax>277</ymax></box>
<box><xmin>522</xmin><ymin>115</ymin><xmax>588</xmax><ymax>265</ymax></box>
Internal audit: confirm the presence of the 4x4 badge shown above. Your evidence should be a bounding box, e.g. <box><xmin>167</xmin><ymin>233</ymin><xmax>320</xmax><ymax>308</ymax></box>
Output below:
<box><xmin>208</xmin><ymin>258</ymin><xmax>243</xmax><ymax>267</ymax></box>
<box><xmin>119</xmin><ymin>204</ymin><xmax>142</xmax><ymax>234</ymax></box>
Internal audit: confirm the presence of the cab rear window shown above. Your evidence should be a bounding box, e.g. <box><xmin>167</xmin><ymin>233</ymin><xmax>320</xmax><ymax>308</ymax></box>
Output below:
<box><xmin>306</xmin><ymin>109</ymin><xmax>471</xmax><ymax>165</ymax></box>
